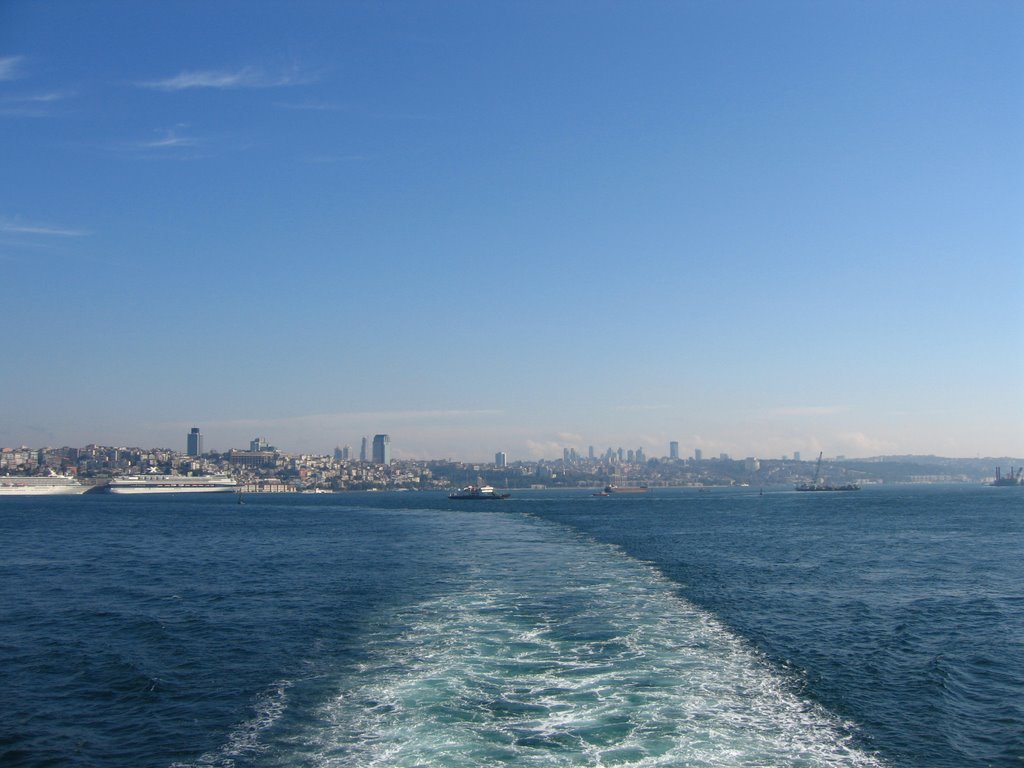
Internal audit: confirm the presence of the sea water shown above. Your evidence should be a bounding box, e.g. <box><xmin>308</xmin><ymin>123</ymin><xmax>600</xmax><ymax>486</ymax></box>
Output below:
<box><xmin>0</xmin><ymin>485</ymin><xmax>1020</xmax><ymax>767</ymax></box>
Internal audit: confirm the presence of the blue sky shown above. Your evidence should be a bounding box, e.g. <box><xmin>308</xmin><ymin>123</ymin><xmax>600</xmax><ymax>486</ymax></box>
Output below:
<box><xmin>1</xmin><ymin>1</ymin><xmax>1022</xmax><ymax>461</ymax></box>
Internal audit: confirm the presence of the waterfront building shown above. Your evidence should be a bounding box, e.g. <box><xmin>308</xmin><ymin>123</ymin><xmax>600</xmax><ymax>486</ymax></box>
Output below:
<box><xmin>372</xmin><ymin>434</ymin><xmax>391</xmax><ymax>465</ymax></box>
<box><xmin>186</xmin><ymin>427</ymin><xmax>203</xmax><ymax>457</ymax></box>
<box><xmin>227</xmin><ymin>449</ymin><xmax>277</xmax><ymax>468</ymax></box>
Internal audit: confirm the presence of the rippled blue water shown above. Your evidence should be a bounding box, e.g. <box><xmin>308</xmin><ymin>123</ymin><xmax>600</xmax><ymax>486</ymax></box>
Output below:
<box><xmin>0</xmin><ymin>486</ymin><xmax>1020</xmax><ymax>767</ymax></box>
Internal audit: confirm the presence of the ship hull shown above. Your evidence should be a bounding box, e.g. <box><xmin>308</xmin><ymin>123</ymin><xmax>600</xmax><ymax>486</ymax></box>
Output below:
<box><xmin>107</xmin><ymin>485</ymin><xmax>237</xmax><ymax>494</ymax></box>
<box><xmin>0</xmin><ymin>484</ymin><xmax>87</xmax><ymax>496</ymax></box>
<box><xmin>106</xmin><ymin>475</ymin><xmax>238</xmax><ymax>494</ymax></box>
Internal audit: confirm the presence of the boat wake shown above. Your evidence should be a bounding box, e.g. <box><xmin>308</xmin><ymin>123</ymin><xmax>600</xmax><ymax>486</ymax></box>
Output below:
<box><xmin>186</xmin><ymin>514</ymin><xmax>886</xmax><ymax>767</ymax></box>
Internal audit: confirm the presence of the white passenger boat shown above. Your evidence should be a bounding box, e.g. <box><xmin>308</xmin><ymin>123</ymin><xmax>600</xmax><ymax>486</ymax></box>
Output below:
<box><xmin>0</xmin><ymin>473</ymin><xmax>87</xmax><ymax>495</ymax></box>
<box><xmin>106</xmin><ymin>474</ymin><xmax>238</xmax><ymax>494</ymax></box>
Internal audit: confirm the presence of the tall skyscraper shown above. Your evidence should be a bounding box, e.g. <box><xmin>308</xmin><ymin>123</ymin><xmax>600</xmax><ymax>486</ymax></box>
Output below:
<box><xmin>669</xmin><ymin>441</ymin><xmax>679</xmax><ymax>460</ymax></box>
<box><xmin>495</xmin><ymin>451</ymin><xmax>507</xmax><ymax>468</ymax></box>
<box><xmin>186</xmin><ymin>427</ymin><xmax>203</xmax><ymax>457</ymax></box>
<box><xmin>360</xmin><ymin>436</ymin><xmax>369</xmax><ymax>462</ymax></box>
<box><xmin>794</xmin><ymin>451</ymin><xmax>801</xmax><ymax>462</ymax></box>
<box><xmin>372</xmin><ymin>434</ymin><xmax>391</xmax><ymax>465</ymax></box>
<box><xmin>250</xmin><ymin>437</ymin><xmax>268</xmax><ymax>452</ymax></box>
<box><xmin>694</xmin><ymin>448</ymin><xmax>703</xmax><ymax>463</ymax></box>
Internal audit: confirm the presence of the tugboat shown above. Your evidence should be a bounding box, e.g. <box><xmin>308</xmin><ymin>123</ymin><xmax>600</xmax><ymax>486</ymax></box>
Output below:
<box><xmin>448</xmin><ymin>485</ymin><xmax>510</xmax><ymax>500</ymax></box>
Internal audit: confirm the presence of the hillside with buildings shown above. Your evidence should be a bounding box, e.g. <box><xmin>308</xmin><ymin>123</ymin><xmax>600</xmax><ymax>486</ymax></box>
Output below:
<box><xmin>2</xmin><ymin>431</ymin><xmax>1021</xmax><ymax>491</ymax></box>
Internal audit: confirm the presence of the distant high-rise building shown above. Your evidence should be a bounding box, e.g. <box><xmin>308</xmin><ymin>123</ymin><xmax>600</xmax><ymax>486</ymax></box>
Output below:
<box><xmin>250</xmin><ymin>437</ymin><xmax>269</xmax><ymax>452</ymax></box>
<box><xmin>341</xmin><ymin>445</ymin><xmax>351</xmax><ymax>461</ymax></box>
<box><xmin>694</xmin><ymin>448</ymin><xmax>703</xmax><ymax>463</ymax></box>
<box><xmin>495</xmin><ymin>451</ymin><xmax>507</xmax><ymax>468</ymax></box>
<box><xmin>360</xmin><ymin>436</ymin><xmax>369</xmax><ymax>462</ymax></box>
<box><xmin>794</xmin><ymin>451</ymin><xmax>801</xmax><ymax>462</ymax></box>
<box><xmin>187</xmin><ymin>427</ymin><xmax>203</xmax><ymax>457</ymax></box>
<box><xmin>669</xmin><ymin>441</ymin><xmax>679</xmax><ymax>460</ymax></box>
<box><xmin>372</xmin><ymin>434</ymin><xmax>391</xmax><ymax>465</ymax></box>
<box><xmin>588</xmin><ymin>445</ymin><xmax>595</xmax><ymax>461</ymax></box>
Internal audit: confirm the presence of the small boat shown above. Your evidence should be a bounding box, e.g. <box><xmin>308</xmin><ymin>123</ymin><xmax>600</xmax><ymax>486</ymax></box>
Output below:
<box><xmin>449</xmin><ymin>485</ymin><xmax>510</xmax><ymax>500</ymax></box>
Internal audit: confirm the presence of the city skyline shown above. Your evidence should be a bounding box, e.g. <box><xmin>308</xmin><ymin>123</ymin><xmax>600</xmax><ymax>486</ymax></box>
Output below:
<box><xmin>2</xmin><ymin>3</ymin><xmax>1022</xmax><ymax>461</ymax></box>
<box><xmin>5</xmin><ymin>423</ymin><xmax>1022</xmax><ymax>467</ymax></box>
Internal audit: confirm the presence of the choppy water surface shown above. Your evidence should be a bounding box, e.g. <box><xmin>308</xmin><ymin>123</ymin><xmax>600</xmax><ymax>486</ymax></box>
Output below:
<box><xmin>1</xmin><ymin>486</ymin><xmax>1020</xmax><ymax>767</ymax></box>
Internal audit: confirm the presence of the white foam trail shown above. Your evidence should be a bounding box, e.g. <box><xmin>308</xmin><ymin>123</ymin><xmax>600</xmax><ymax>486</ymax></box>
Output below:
<box><xmin>170</xmin><ymin>680</ymin><xmax>291</xmax><ymax>768</ymax></box>
<box><xmin>287</xmin><ymin>520</ymin><xmax>887</xmax><ymax>768</ymax></box>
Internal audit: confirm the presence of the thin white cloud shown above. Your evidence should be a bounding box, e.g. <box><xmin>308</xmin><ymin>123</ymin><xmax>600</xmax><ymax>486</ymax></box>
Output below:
<box><xmin>0</xmin><ymin>90</ymin><xmax>74</xmax><ymax>118</ymax></box>
<box><xmin>525</xmin><ymin>439</ymin><xmax>571</xmax><ymax>459</ymax></box>
<box><xmin>614</xmin><ymin>404</ymin><xmax>671</xmax><ymax>413</ymax></box>
<box><xmin>138</xmin><ymin>65</ymin><xmax>311</xmax><ymax>91</ymax></box>
<box><xmin>0</xmin><ymin>217</ymin><xmax>89</xmax><ymax>237</ymax></box>
<box><xmin>138</xmin><ymin>125</ymin><xmax>199</xmax><ymax>149</ymax></box>
<box><xmin>187</xmin><ymin>409</ymin><xmax>505</xmax><ymax>434</ymax></box>
<box><xmin>0</xmin><ymin>56</ymin><xmax>24</xmax><ymax>81</ymax></box>
<box><xmin>275</xmin><ymin>99</ymin><xmax>342</xmax><ymax>111</ymax></box>
<box><xmin>22</xmin><ymin>91</ymin><xmax>70</xmax><ymax>103</ymax></box>
<box><xmin>767</xmin><ymin>405</ymin><xmax>850</xmax><ymax>417</ymax></box>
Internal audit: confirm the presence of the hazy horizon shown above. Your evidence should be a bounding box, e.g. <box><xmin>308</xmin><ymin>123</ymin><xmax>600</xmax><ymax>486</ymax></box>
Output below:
<box><xmin>2</xmin><ymin>2</ymin><xmax>1022</xmax><ymax>462</ymax></box>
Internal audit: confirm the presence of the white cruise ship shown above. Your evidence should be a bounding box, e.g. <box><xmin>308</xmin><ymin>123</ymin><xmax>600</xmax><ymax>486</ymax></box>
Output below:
<box><xmin>0</xmin><ymin>474</ymin><xmax>87</xmax><ymax>495</ymax></box>
<box><xmin>106</xmin><ymin>474</ymin><xmax>238</xmax><ymax>494</ymax></box>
